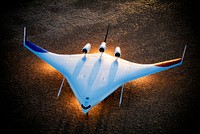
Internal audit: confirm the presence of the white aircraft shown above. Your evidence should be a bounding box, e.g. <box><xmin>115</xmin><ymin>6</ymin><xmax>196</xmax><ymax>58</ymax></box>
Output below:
<box><xmin>23</xmin><ymin>25</ymin><xmax>186</xmax><ymax>115</ymax></box>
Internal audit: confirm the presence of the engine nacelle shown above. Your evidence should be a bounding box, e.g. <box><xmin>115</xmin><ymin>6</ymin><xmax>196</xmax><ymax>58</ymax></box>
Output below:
<box><xmin>82</xmin><ymin>43</ymin><xmax>91</xmax><ymax>54</ymax></box>
<box><xmin>99</xmin><ymin>42</ymin><xmax>106</xmax><ymax>52</ymax></box>
<box><xmin>114</xmin><ymin>47</ymin><xmax>121</xmax><ymax>57</ymax></box>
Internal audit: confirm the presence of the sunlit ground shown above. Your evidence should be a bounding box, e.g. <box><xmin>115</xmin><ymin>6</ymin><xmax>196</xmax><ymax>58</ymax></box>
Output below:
<box><xmin>131</xmin><ymin>74</ymin><xmax>158</xmax><ymax>88</ymax></box>
<box><xmin>33</xmin><ymin>61</ymin><xmax>57</xmax><ymax>74</ymax></box>
<box><xmin>2</xmin><ymin>0</ymin><xmax>197</xmax><ymax>133</ymax></box>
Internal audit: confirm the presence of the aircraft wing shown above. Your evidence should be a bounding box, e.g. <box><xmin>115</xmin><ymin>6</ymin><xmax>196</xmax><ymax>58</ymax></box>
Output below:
<box><xmin>24</xmin><ymin>38</ymin><xmax>186</xmax><ymax>114</ymax></box>
<box><xmin>83</xmin><ymin>46</ymin><xmax>186</xmax><ymax>112</ymax></box>
<box><xmin>23</xmin><ymin>23</ymin><xmax>187</xmax><ymax>113</ymax></box>
<box><xmin>24</xmin><ymin>40</ymin><xmax>86</xmax><ymax>101</ymax></box>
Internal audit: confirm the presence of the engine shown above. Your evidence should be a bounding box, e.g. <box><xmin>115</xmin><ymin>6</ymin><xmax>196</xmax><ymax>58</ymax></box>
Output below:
<box><xmin>82</xmin><ymin>43</ymin><xmax>91</xmax><ymax>54</ymax></box>
<box><xmin>99</xmin><ymin>42</ymin><xmax>106</xmax><ymax>52</ymax></box>
<box><xmin>114</xmin><ymin>47</ymin><xmax>121</xmax><ymax>57</ymax></box>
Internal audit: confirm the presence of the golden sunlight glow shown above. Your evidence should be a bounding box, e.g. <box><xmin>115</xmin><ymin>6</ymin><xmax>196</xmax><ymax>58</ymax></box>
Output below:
<box><xmin>106</xmin><ymin>49</ymin><xmax>115</xmax><ymax>56</ymax></box>
<box><xmin>131</xmin><ymin>75</ymin><xmax>157</xmax><ymax>87</ymax></box>
<box><xmin>89</xmin><ymin>102</ymin><xmax>103</xmax><ymax>118</ymax></box>
<box><xmin>41</xmin><ymin>63</ymin><xmax>56</xmax><ymax>72</ymax></box>
<box><xmin>130</xmin><ymin>73</ymin><xmax>170</xmax><ymax>91</ymax></box>
<box><xmin>33</xmin><ymin>62</ymin><xmax>57</xmax><ymax>74</ymax></box>
<box><xmin>89</xmin><ymin>44</ymin><xmax>99</xmax><ymax>54</ymax></box>
<box><xmin>68</xmin><ymin>96</ymin><xmax>82</xmax><ymax>112</ymax></box>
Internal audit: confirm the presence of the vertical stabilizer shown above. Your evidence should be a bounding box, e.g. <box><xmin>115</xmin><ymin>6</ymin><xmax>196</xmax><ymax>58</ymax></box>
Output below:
<box><xmin>181</xmin><ymin>45</ymin><xmax>187</xmax><ymax>63</ymax></box>
<box><xmin>23</xmin><ymin>27</ymin><xmax>26</xmax><ymax>45</ymax></box>
<box><xmin>104</xmin><ymin>23</ymin><xmax>110</xmax><ymax>43</ymax></box>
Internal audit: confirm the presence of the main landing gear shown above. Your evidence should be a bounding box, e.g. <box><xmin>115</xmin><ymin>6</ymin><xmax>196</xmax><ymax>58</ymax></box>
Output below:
<box><xmin>119</xmin><ymin>84</ymin><xmax>125</xmax><ymax>107</ymax></box>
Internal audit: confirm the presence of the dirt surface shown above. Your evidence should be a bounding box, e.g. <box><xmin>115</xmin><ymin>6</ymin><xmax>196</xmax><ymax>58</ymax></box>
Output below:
<box><xmin>1</xmin><ymin>0</ymin><xmax>200</xmax><ymax>133</ymax></box>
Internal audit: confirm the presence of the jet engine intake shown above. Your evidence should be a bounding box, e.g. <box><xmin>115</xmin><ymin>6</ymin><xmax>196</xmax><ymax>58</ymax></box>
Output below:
<box><xmin>99</xmin><ymin>42</ymin><xmax>106</xmax><ymax>52</ymax></box>
<box><xmin>82</xmin><ymin>43</ymin><xmax>91</xmax><ymax>54</ymax></box>
<box><xmin>114</xmin><ymin>47</ymin><xmax>121</xmax><ymax>57</ymax></box>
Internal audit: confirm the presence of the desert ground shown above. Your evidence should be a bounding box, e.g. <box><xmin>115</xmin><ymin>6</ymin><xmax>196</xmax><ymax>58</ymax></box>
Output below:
<box><xmin>1</xmin><ymin>0</ymin><xmax>200</xmax><ymax>133</ymax></box>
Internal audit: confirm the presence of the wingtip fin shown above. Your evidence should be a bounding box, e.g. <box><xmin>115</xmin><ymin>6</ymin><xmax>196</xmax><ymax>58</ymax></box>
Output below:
<box><xmin>23</xmin><ymin>27</ymin><xmax>26</xmax><ymax>45</ymax></box>
<box><xmin>181</xmin><ymin>45</ymin><xmax>187</xmax><ymax>63</ymax></box>
<box><xmin>154</xmin><ymin>45</ymin><xmax>187</xmax><ymax>67</ymax></box>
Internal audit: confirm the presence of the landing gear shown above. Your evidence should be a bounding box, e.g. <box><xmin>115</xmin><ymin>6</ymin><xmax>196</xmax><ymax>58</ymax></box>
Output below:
<box><xmin>57</xmin><ymin>77</ymin><xmax>65</xmax><ymax>99</ymax></box>
<box><xmin>119</xmin><ymin>84</ymin><xmax>125</xmax><ymax>107</ymax></box>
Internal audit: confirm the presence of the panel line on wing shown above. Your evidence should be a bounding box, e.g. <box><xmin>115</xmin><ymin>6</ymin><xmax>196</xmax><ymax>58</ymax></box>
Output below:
<box><xmin>88</xmin><ymin>59</ymin><xmax>102</xmax><ymax>89</ymax></box>
<box><xmin>108</xmin><ymin>60</ymin><xmax>119</xmax><ymax>83</ymax></box>
<box><xmin>72</xmin><ymin>57</ymin><xmax>87</xmax><ymax>78</ymax></box>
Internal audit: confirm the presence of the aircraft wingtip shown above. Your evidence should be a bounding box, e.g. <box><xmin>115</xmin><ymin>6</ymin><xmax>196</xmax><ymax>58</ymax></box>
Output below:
<box><xmin>181</xmin><ymin>45</ymin><xmax>187</xmax><ymax>63</ymax></box>
<box><xmin>23</xmin><ymin>27</ymin><xmax>27</xmax><ymax>45</ymax></box>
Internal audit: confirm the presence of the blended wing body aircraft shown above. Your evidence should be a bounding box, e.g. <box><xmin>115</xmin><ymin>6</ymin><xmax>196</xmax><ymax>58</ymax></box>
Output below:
<box><xmin>23</xmin><ymin>25</ymin><xmax>186</xmax><ymax>114</ymax></box>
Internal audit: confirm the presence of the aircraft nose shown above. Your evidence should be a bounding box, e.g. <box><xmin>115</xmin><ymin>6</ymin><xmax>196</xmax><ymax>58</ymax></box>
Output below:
<box><xmin>81</xmin><ymin>104</ymin><xmax>91</xmax><ymax>110</ymax></box>
<box><xmin>81</xmin><ymin>97</ymin><xmax>91</xmax><ymax>113</ymax></box>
